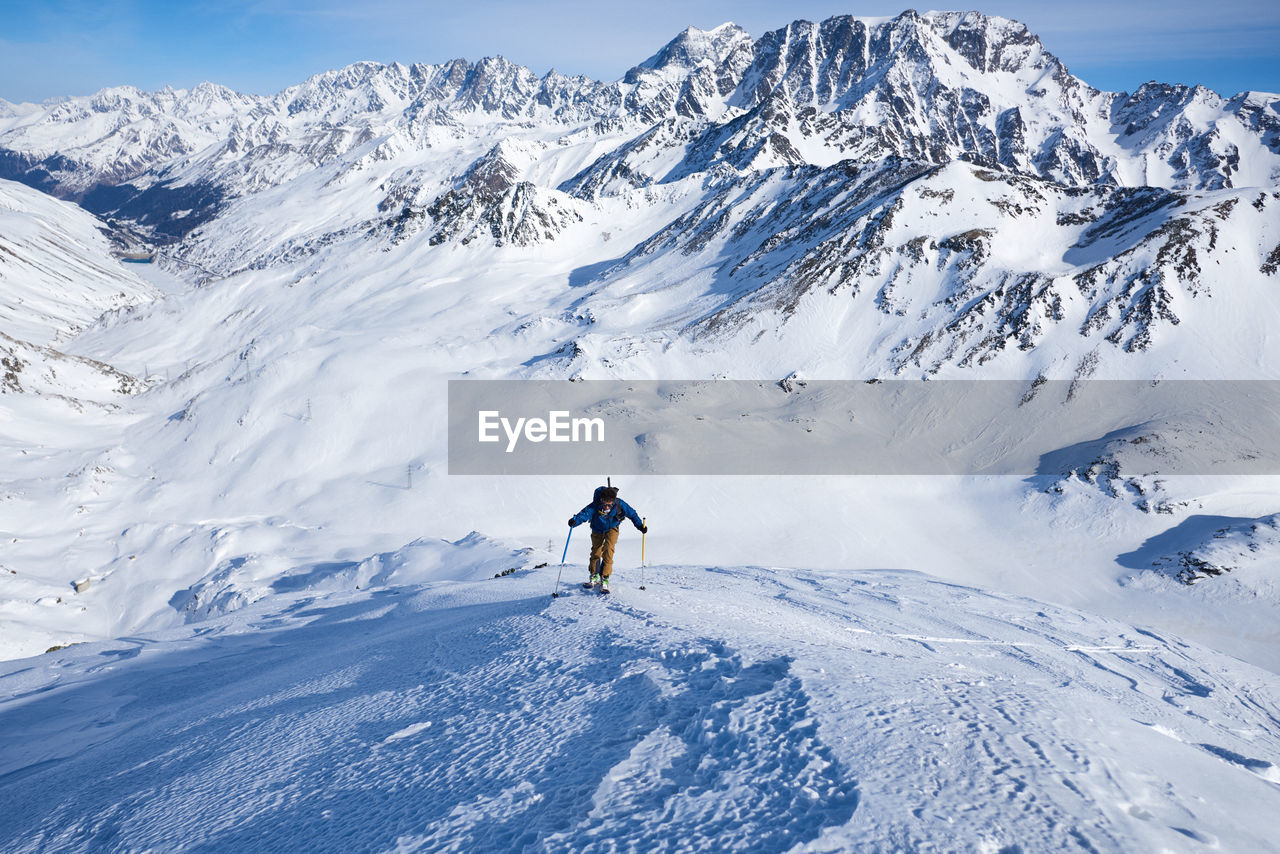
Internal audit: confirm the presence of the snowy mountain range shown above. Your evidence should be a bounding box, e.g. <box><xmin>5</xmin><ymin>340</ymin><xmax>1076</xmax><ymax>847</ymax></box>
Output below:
<box><xmin>2</xmin><ymin>9</ymin><xmax>1280</xmax><ymax>851</ymax></box>
<box><xmin>3</xmin><ymin>10</ymin><xmax>1277</xmax><ymax>382</ymax></box>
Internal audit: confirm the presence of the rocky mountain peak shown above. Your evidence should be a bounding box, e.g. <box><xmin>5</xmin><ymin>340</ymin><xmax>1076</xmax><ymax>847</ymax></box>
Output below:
<box><xmin>728</xmin><ymin>9</ymin><xmax>1074</xmax><ymax>113</ymax></box>
<box><xmin>618</xmin><ymin>22</ymin><xmax>755</xmax><ymax>121</ymax></box>
<box><xmin>632</xmin><ymin>22</ymin><xmax>753</xmax><ymax>78</ymax></box>
<box><xmin>929</xmin><ymin>10</ymin><xmax>1054</xmax><ymax>76</ymax></box>
<box><xmin>460</xmin><ymin>141</ymin><xmax>524</xmax><ymax>198</ymax></box>
<box><xmin>279</xmin><ymin>61</ymin><xmax>422</xmax><ymax>121</ymax></box>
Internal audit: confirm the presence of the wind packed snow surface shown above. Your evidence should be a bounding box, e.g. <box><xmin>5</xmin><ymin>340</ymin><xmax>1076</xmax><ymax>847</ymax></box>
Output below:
<box><xmin>3</xmin><ymin>561</ymin><xmax>1279</xmax><ymax>853</ymax></box>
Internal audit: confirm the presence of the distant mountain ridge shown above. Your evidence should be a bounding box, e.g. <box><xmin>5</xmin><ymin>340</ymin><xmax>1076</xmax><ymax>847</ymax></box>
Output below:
<box><xmin>1</xmin><ymin>10</ymin><xmax>1277</xmax><ymax>239</ymax></box>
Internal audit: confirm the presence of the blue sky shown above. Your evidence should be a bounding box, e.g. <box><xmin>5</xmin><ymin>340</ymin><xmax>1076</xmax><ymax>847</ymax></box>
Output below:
<box><xmin>1</xmin><ymin>0</ymin><xmax>1277</xmax><ymax>103</ymax></box>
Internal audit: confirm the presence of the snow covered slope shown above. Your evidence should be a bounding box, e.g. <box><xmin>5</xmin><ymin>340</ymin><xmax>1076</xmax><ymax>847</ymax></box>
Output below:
<box><xmin>2</xmin><ymin>564</ymin><xmax>1278</xmax><ymax>852</ymax></box>
<box><xmin>0</xmin><ymin>178</ymin><xmax>156</xmax><ymax>346</ymax></box>
<box><xmin>0</xmin><ymin>177</ymin><xmax>152</xmax><ymax>459</ymax></box>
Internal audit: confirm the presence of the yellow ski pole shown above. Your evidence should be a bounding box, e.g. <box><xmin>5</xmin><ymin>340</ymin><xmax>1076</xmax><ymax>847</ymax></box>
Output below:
<box><xmin>640</xmin><ymin>517</ymin><xmax>647</xmax><ymax>590</ymax></box>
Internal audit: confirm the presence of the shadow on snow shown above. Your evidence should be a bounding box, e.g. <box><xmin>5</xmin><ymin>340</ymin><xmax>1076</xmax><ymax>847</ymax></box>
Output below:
<box><xmin>0</xmin><ymin>586</ymin><xmax>858</xmax><ymax>852</ymax></box>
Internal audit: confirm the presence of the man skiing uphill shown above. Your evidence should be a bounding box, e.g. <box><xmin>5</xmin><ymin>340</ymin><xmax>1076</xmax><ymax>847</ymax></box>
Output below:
<box><xmin>568</xmin><ymin>486</ymin><xmax>646</xmax><ymax>594</ymax></box>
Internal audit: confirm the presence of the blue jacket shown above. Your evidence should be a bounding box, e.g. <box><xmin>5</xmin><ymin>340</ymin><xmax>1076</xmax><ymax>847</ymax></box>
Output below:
<box><xmin>571</xmin><ymin>496</ymin><xmax>644</xmax><ymax>534</ymax></box>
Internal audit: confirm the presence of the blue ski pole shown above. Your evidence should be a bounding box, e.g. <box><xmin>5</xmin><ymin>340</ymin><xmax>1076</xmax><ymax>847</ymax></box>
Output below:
<box><xmin>553</xmin><ymin>526</ymin><xmax>573</xmax><ymax>598</ymax></box>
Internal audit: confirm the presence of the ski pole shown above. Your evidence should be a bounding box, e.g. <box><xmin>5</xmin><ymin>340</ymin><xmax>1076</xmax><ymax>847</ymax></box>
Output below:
<box><xmin>639</xmin><ymin>517</ymin><xmax>647</xmax><ymax>590</ymax></box>
<box><xmin>553</xmin><ymin>527</ymin><xmax>573</xmax><ymax>598</ymax></box>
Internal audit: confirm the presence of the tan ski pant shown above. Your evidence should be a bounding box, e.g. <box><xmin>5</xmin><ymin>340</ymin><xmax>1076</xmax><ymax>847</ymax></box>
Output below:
<box><xmin>589</xmin><ymin>529</ymin><xmax>619</xmax><ymax>578</ymax></box>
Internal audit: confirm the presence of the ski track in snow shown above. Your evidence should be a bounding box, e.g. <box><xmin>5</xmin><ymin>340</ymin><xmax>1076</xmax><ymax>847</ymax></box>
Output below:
<box><xmin>1</xmin><ymin>566</ymin><xmax>1279</xmax><ymax>853</ymax></box>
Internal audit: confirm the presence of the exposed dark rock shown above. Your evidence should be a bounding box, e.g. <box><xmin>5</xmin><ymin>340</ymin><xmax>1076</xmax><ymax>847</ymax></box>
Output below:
<box><xmin>1262</xmin><ymin>244</ymin><xmax>1280</xmax><ymax>276</ymax></box>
